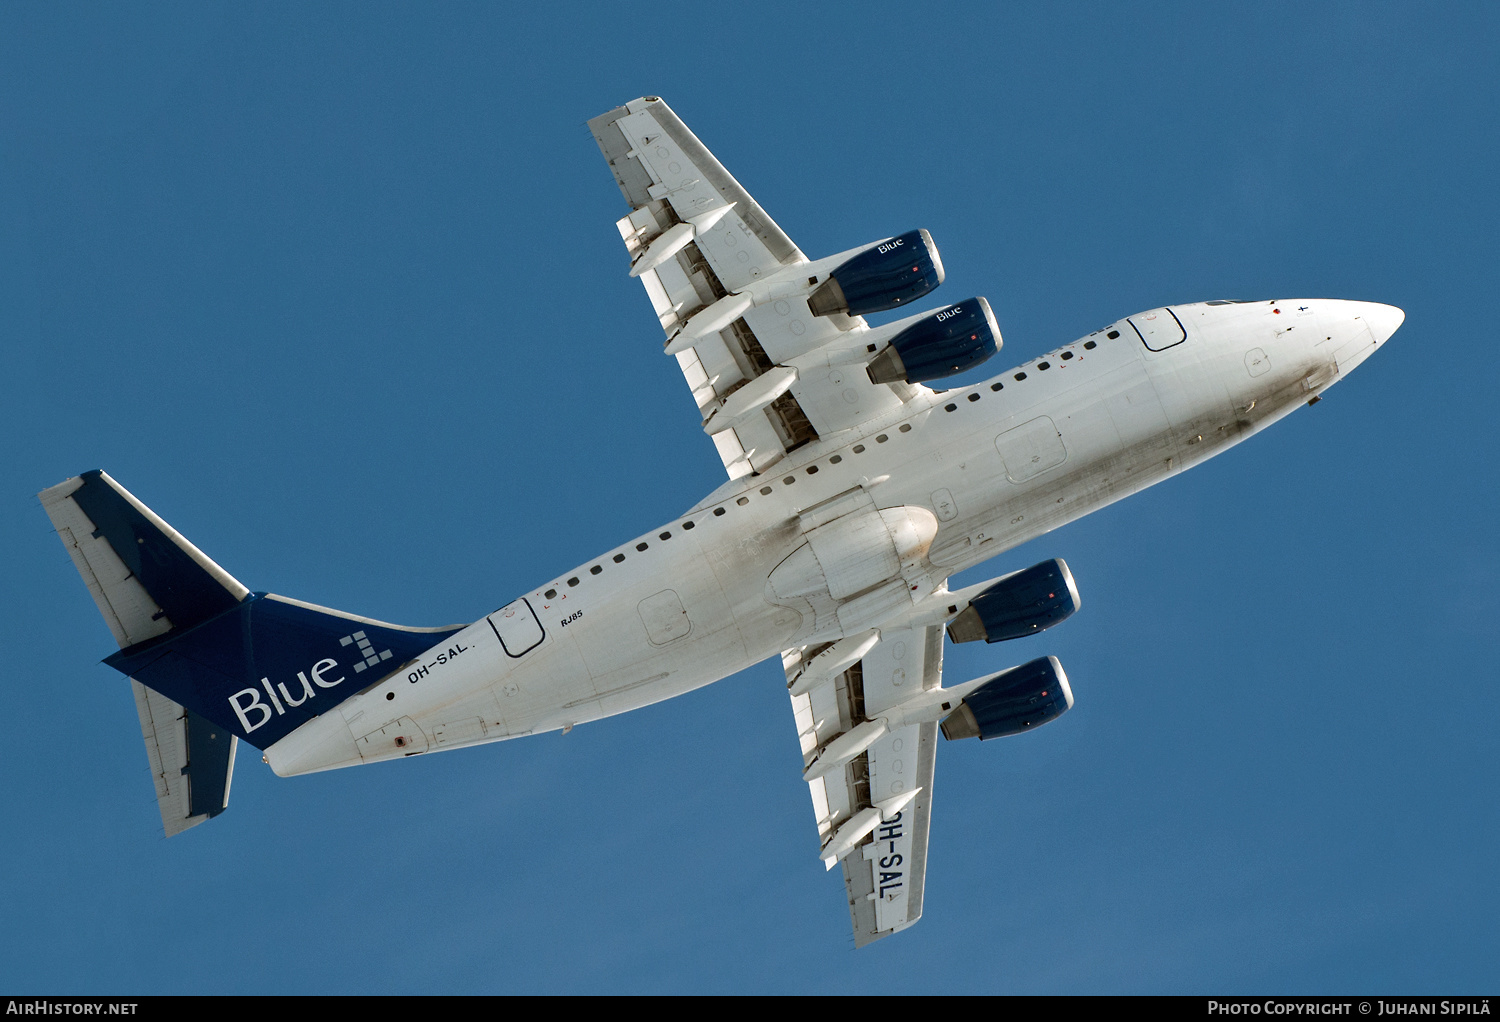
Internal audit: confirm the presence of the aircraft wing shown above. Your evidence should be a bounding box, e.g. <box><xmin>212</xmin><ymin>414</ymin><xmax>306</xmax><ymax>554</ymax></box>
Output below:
<box><xmin>589</xmin><ymin>97</ymin><xmax>915</xmax><ymax>479</ymax></box>
<box><xmin>783</xmin><ymin>625</ymin><xmax>943</xmax><ymax>946</ymax></box>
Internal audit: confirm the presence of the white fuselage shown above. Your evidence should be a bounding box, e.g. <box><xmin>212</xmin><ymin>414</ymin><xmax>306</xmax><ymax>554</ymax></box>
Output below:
<box><xmin>266</xmin><ymin>299</ymin><xmax>1396</xmax><ymax>776</ymax></box>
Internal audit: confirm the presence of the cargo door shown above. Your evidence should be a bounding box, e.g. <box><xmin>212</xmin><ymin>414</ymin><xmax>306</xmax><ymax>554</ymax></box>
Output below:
<box><xmin>638</xmin><ymin>589</ymin><xmax>692</xmax><ymax>645</ymax></box>
<box><xmin>995</xmin><ymin>416</ymin><xmax>1068</xmax><ymax>484</ymax></box>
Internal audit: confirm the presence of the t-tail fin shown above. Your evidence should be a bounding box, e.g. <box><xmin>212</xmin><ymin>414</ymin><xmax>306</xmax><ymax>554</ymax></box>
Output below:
<box><xmin>40</xmin><ymin>471</ymin><xmax>461</xmax><ymax>836</ymax></box>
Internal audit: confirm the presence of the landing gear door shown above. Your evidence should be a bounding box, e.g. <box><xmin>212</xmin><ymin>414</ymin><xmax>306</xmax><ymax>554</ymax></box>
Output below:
<box><xmin>1129</xmin><ymin>308</ymin><xmax>1186</xmax><ymax>351</ymax></box>
<box><xmin>488</xmin><ymin>599</ymin><xmax>545</xmax><ymax>658</ymax></box>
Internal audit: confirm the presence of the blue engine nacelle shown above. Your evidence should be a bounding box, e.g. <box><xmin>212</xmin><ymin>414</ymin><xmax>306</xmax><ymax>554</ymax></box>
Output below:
<box><xmin>946</xmin><ymin>558</ymin><xmax>1081</xmax><ymax>644</ymax></box>
<box><xmin>865</xmin><ymin>298</ymin><xmax>1001</xmax><ymax>385</ymax></box>
<box><xmin>940</xmin><ymin>656</ymin><xmax>1074</xmax><ymax>741</ymax></box>
<box><xmin>807</xmin><ymin>229</ymin><xmax>945</xmax><ymax>318</ymax></box>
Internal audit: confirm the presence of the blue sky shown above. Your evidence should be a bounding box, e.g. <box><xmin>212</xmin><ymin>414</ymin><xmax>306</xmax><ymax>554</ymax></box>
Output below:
<box><xmin>3</xmin><ymin>2</ymin><xmax>1497</xmax><ymax>994</ymax></box>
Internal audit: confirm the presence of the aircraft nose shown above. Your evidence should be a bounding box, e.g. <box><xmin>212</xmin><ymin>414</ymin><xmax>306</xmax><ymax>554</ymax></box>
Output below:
<box><xmin>1359</xmin><ymin>302</ymin><xmax>1405</xmax><ymax>345</ymax></box>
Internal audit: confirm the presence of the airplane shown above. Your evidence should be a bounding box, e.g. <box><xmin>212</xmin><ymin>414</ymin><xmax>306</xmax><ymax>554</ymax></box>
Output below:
<box><xmin>39</xmin><ymin>96</ymin><xmax>1403</xmax><ymax>947</ymax></box>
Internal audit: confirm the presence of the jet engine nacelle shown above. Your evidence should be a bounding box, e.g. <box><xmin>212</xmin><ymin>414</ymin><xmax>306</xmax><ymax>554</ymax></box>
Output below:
<box><xmin>865</xmin><ymin>298</ymin><xmax>1001</xmax><ymax>385</ymax></box>
<box><xmin>940</xmin><ymin>656</ymin><xmax>1073</xmax><ymax>741</ymax></box>
<box><xmin>946</xmin><ymin>558</ymin><xmax>1080</xmax><ymax>644</ymax></box>
<box><xmin>807</xmin><ymin>229</ymin><xmax>945</xmax><ymax>318</ymax></box>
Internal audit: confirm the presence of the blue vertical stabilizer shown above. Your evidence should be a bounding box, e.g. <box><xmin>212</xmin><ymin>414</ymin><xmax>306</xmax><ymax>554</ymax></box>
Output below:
<box><xmin>106</xmin><ymin>594</ymin><xmax>463</xmax><ymax>749</ymax></box>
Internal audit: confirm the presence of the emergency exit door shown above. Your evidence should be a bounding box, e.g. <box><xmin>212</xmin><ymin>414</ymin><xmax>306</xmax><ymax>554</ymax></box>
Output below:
<box><xmin>1129</xmin><ymin>308</ymin><xmax>1186</xmax><ymax>351</ymax></box>
<box><xmin>488</xmin><ymin>599</ymin><xmax>544</xmax><ymax>657</ymax></box>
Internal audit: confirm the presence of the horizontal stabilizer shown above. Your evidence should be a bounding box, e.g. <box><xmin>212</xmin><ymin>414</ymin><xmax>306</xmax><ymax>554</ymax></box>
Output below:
<box><xmin>133</xmin><ymin>681</ymin><xmax>236</xmax><ymax>836</ymax></box>
<box><xmin>40</xmin><ymin>471</ymin><xmax>253</xmax><ymax>836</ymax></box>
<box><xmin>39</xmin><ymin>471</ymin><xmax>249</xmax><ymax>648</ymax></box>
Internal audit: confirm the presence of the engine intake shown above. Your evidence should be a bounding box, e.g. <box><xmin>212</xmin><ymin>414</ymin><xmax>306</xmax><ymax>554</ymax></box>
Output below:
<box><xmin>940</xmin><ymin>656</ymin><xmax>1073</xmax><ymax>741</ymax></box>
<box><xmin>808</xmin><ymin>229</ymin><xmax>945</xmax><ymax>318</ymax></box>
<box><xmin>866</xmin><ymin>298</ymin><xmax>1000</xmax><ymax>385</ymax></box>
<box><xmin>947</xmin><ymin>558</ymin><xmax>1080</xmax><ymax>644</ymax></box>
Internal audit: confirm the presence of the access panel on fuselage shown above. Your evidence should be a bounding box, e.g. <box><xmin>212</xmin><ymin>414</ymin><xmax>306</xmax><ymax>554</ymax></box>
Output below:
<box><xmin>488</xmin><ymin>599</ymin><xmax>544</xmax><ymax>657</ymax></box>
